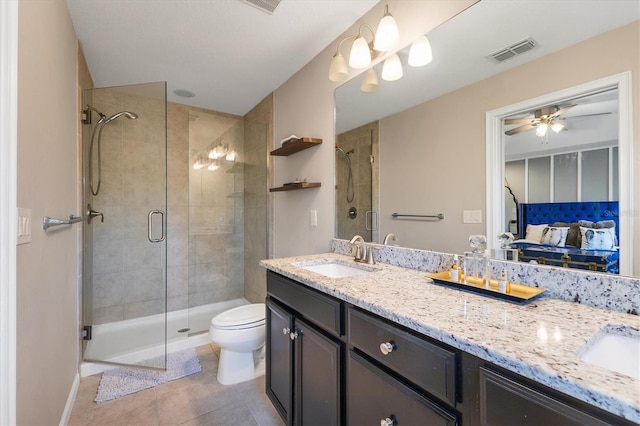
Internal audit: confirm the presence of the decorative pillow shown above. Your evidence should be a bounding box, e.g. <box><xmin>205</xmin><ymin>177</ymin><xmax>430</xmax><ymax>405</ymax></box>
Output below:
<box><xmin>580</xmin><ymin>226</ymin><xmax>616</xmax><ymax>250</ymax></box>
<box><xmin>553</xmin><ymin>222</ymin><xmax>580</xmax><ymax>247</ymax></box>
<box><xmin>540</xmin><ymin>226</ymin><xmax>569</xmax><ymax>247</ymax></box>
<box><xmin>525</xmin><ymin>224</ymin><xmax>548</xmax><ymax>243</ymax></box>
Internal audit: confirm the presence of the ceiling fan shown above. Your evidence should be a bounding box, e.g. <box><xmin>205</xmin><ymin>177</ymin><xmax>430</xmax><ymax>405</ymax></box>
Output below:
<box><xmin>504</xmin><ymin>105</ymin><xmax>575</xmax><ymax>137</ymax></box>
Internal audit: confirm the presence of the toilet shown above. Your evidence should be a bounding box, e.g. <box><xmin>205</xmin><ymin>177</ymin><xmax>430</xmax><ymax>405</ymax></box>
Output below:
<box><xmin>209</xmin><ymin>303</ymin><xmax>266</xmax><ymax>385</ymax></box>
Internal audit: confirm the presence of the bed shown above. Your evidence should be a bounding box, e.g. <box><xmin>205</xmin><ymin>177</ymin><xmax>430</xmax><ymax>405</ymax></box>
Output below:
<box><xmin>510</xmin><ymin>201</ymin><xmax>619</xmax><ymax>274</ymax></box>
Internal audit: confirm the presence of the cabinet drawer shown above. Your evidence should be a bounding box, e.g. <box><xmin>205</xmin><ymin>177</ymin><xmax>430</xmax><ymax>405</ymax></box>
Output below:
<box><xmin>479</xmin><ymin>366</ymin><xmax>614</xmax><ymax>426</ymax></box>
<box><xmin>347</xmin><ymin>350</ymin><xmax>458</xmax><ymax>426</ymax></box>
<box><xmin>348</xmin><ymin>307</ymin><xmax>457</xmax><ymax>406</ymax></box>
<box><xmin>267</xmin><ymin>271</ymin><xmax>343</xmax><ymax>336</ymax></box>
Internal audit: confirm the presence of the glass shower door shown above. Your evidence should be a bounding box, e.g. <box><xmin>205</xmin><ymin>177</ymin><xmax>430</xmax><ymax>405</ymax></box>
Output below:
<box><xmin>82</xmin><ymin>82</ymin><xmax>168</xmax><ymax>369</ymax></box>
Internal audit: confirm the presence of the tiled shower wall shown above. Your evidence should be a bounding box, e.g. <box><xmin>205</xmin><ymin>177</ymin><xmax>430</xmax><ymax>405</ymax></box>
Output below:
<box><xmin>335</xmin><ymin>121</ymin><xmax>379</xmax><ymax>243</ymax></box>
<box><xmin>90</xmin><ymin>87</ymin><xmax>167</xmax><ymax>324</ymax></box>
<box><xmin>243</xmin><ymin>94</ymin><xmax>272</xmax><ymax>303</ymax></box>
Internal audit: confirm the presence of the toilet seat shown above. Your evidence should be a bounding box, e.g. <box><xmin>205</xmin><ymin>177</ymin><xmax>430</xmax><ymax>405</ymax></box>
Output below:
<box><xmin>211</xmin><ymin>303</ymin><xmax>265</xmax><ymax>330</ymax></box>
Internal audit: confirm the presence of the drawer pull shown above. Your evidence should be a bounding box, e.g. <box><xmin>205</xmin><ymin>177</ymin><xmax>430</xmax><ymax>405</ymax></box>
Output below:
<box><xmin>289</xmin><ymin>330</ymin><xmax>300</xmax><ymax>340</ymax></box>
<box><xmin>380</xmin><ymin>416</ymin><xmax>396</xmax><ymax>426</ymax></box>
<box><xmin>379</xmin><ymin>341</ymin><xmax>396</xmax><ymax>355</ymax></box>
<box><xmin>282</xmin><ymin>327</ymin><xmax>290</xmax><ymax>335</ymax></box>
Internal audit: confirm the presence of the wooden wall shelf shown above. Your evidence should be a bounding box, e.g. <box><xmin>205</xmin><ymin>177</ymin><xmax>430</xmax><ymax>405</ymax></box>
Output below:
<box><xmin>270</xmin><ymin>182</ymin><xmax>321</xmax><ymax>192</ymax></box>
<box><xmin>270</xmin><ymin>138</ymin><xmax>322</xmax><ymax>156</ymax></box>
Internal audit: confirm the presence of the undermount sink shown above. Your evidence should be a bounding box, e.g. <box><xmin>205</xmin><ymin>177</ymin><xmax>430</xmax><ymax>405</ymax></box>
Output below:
<box><xmin>577</xmin><ymin>326</ymin><xmax>640</xmax><ymax>380</ymax></box>
<box><xmin>294</xmin><ymin>261</ymin><xmax>374</xmax><ymax>278</ymax></box>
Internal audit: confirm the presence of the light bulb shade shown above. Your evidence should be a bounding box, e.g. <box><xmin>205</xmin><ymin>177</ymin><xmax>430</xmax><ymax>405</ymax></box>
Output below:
<box><xmin>374</xmin><ymin>8</ymin><xmax>399</xmax><ymax>51</ymax></box>
<box><xmin>329</xmin><ymin>51</ymin><xmax>348</xmax><ymax>82</ymax></box>
<box><xmin>408</xmin><ymin>35</ymin><xmax>433</xmax><ymax>67</ymax></box>
<box><xmin>360</xmin><ymin>68</ymin><xmax>379</xmax><ymax>92</ymax></box>
<box><xmin>381</xmin><ymin>53</ymin><xmax>403</xmax><ymax>81</ymax></box>
<box><xmin>225</xmin><ymin>150</ymin><xmax>237</xmax><ymax>162</ymax></box>
<box><xmin>193</xmin><ymin>155</ymin><xmax>206</xmax><ymax>170</ymax></box>
<box><xmin>349</xmin><ymin>36</ymin><xmax>372</xmax><ymax>69</ymax></box>
<box><xmin>551</xmin><ymin>122</ymin><xmax>565</xmax><ymax>133</ymax></box>
<box><xmin>209</xmin><ymin>142</ymin><xmax>228</xmax><ymax>159</ymax></box>
<box><xmin>207</xmin><ymin>160</ymin><xmax>219</xmax><ymax>171</ymax></box>
<box><xmin>536</xmin><ymin>123</ymin><xmax>549</xmax><ymax>137</ymax></box>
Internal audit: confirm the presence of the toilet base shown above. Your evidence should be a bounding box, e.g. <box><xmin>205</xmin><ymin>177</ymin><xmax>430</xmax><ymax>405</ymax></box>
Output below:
<box><xmin>217</xmin><ymin>345</ymin><xmax>265</xmax><ymax>385</ymax></box>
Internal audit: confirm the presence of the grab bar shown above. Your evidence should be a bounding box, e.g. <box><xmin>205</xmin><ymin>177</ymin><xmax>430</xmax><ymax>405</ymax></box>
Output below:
<box><xmin>392</xmin><ymin>213</ymin><xmax>444</xmax><ymax>220</ymax></box>
<box><xmin>43</xmin><ymin>214</ymin><xmax>84</xmax><ymax>230</ymax></box>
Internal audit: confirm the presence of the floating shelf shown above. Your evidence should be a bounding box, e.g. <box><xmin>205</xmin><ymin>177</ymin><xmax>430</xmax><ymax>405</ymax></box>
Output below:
<box><xmin>270</xmin><ymin>182</ymin><xmax>321</xmax><ymax>192</ymax></box>
<box><xmin>270</xmin><ymin>138</ymin><xmax>322</xmax><ymax>156</ymax></box>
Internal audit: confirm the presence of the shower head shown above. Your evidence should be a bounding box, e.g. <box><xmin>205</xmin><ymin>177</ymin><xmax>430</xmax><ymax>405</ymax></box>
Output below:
<box><xmin>104</xmin><ymin>110</ymin><xmax>138</xmax><ymax>124</ymax></box>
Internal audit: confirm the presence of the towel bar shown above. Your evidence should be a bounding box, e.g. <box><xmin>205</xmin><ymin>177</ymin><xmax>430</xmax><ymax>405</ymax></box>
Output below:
<box><xmin>392</xmin><ymin>213</ymin><xmax>444</xmax><ymax>220</ymax></box>
<box><xmin>43</xmin><ymin>214</ymin><xmax>84</xmax><ymax>230</ymax></box>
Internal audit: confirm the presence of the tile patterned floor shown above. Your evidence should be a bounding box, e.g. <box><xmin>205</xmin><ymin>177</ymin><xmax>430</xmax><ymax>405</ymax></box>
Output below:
<box><xmin>69</xmin><ymin>344</ymin><xmax>284</xmax><ymax>426</ymax></box>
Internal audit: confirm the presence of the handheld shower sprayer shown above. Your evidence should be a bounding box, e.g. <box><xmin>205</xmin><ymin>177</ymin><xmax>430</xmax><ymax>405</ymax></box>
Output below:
<box><xmin>85</xmin><ymin>105</ymin><xmax>139</xmax><ymax>196</ymax></box>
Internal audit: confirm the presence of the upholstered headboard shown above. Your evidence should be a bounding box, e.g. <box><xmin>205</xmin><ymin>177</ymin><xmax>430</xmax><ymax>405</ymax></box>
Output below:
<box><xmin>518</xmin><ymin>201</ymin><xmax>619</xmax><ymax>242</ymax></box>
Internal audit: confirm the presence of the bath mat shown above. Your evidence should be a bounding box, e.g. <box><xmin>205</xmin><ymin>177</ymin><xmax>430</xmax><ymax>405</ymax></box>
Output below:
<box><xmin>94</xmin><ymin>348</ymin><xmax>202</xmax><ymax>403</ymax></box>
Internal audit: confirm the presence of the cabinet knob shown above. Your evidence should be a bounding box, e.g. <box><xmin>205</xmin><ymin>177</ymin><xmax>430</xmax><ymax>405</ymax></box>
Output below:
<box><xmin>380</xmin><ymin>416</ymin><xmax>396</xmax><ymax>426</ymax></box>
<box><xmin>289</xmin><ymin>330</ymin><xmax>300</xmax><ymax>340</ymax></box>
<box><xmin>282</xmin><ymin>327</ymin><xmax>290</xmax><ymax>335</ymax></box>
<box><xmin>379</xmin><ymin>341</ymin><xmax>396</xmax><ymax>355</ymax></box>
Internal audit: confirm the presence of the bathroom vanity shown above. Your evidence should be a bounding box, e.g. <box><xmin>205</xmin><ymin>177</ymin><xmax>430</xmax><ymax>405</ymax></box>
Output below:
<box><xmin>261</xmin><ymin>253</ymin><xmax>639</xmax><ymax>425</ymax></box>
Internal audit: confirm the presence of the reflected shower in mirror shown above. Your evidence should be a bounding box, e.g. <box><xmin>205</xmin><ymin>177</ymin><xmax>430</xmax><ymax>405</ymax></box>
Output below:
<box><xmin>334</xmin><ymin>0</ymin><xmax>638</xmax><ymax>276</ymax></box>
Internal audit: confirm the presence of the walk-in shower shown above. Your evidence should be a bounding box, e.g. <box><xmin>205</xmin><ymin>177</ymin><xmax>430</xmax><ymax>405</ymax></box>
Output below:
<box><xmin>80</xmin><ymin>82</ymin><xmax>266</xmax><ymax>376</ymax></box>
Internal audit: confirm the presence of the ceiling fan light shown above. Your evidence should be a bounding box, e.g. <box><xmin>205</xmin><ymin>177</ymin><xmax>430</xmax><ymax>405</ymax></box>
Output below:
<box><xmin>373</xmin><ymin>5</ymin><xmax>399</xmax><ymax>51</ymax></box>
<box><xmin>329</xmin><ymin>51</ymin><xmax>349</xmax><ymax>82</ymax></box>
<box><xmin>360</xmin><ymin>68</ymin><xmax>379</xmax><ymax>92</ymax></box>
<box><xmin>551</xmin><ymin>122</ymin><xmax>565</xmax><ymax>133</ymax></box>
<box><xmin>536</xmin><ymin>123</ymin><xmax>548</xmax><ymax>137</ymax></box>
<box><xmin>349</xmin><ymin>36</ymin><xmax>372</xmax><ymax>69</ymax></box>
<box><xmin>381</xmin><ymin>53</ymin><xmax>403</xmax><ymax>81</ymax></box>
<box><xmin>408</xmin><ymin>35</ymin><xmax>432</xmax><ymax>67</ymax></box>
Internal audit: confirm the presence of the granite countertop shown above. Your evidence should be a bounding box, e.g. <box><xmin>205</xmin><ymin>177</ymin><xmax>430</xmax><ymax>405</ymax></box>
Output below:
<box><xmin>261</xmin><ymin>252</ymin><xmax>640</xmax><ymax>422</ymax></box>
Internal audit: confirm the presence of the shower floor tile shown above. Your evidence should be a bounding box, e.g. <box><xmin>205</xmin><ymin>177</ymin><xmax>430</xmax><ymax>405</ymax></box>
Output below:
<box><xmin>68</xmin><ymin>344</ymin><xmax>283</xmax><ymax>426</ymax></box>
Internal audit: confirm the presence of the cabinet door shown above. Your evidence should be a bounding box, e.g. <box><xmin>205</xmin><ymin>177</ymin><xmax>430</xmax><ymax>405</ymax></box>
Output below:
<box><xmin>266</xmin><ymin>298</ymin><xmax>293</xmax><ymax>424</ymax></box>
<box><xmin>294</xmin><ymin>317</ymin><xmax>343</xmax><ymax>426</ymax></box>
<box><xmin>348</xmin><ymin>350</ymin><xmax>458</xmax><ymax>426</ymax></box>
<box><xmin>479</xmin><ymin>367</ymin><xmax>610</xmax><ymax>425</ymax></box>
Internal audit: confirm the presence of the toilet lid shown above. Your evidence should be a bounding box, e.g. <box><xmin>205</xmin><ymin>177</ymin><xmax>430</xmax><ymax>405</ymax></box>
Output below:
<box><xmin>211</xmin><ymin>303</ymin><xmax>266</xmax><ymax>328</ymax></box>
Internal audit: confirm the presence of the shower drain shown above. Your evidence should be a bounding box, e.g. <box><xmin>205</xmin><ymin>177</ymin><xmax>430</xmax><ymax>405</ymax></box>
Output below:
<box><xmin>177</xmin><ymin>328</ymin><xmax>191</xmax><ymax>333</ymax></box>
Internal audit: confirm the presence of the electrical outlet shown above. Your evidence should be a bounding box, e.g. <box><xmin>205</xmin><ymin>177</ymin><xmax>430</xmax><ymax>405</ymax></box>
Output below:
<box><xmin>17</xmin><ymin>207</ymin><xmax>32</xmax><ymax>245</ymax></box>
<box><xmin>310</xmin><ymin>210</ymin><xmax>318</xmax><ymax>227</ymax></box>
<box><xmin>463</xmin><ymin>209</ymin><xmax>482</xmax><ymax>224</ymax></box>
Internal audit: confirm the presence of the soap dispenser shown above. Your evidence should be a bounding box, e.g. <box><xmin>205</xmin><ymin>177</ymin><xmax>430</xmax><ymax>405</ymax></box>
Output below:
<box><xmin>450</xmin><ymin>254</ymin><xmax>460</xmax><ymax>283</ymax></box>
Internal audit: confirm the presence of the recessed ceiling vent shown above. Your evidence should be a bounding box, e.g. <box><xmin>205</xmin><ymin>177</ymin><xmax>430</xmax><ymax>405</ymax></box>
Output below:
<box><xmin>241</xmin><ymin>0</ymin><xmax>281</xmax><ymax>14</ymax></box>
<box><xmin>488</xmin><ymin>37</ymin><xmax>538</xmax><ymax>63</ymax></box>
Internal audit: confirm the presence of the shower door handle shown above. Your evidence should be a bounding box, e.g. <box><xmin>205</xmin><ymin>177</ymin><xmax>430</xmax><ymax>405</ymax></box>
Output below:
<box><xmin>148</xmin><ymin>210</ymin><xmax>166</xmax><ymax>243</ymax></box>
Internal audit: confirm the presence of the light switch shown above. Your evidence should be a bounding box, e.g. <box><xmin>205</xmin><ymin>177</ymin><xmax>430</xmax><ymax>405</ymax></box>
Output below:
<box><xmin>463</xmin><ymin>209</ymin><xmax>482</xmax><ymax>224</ymax></box>
<box><xmin>17</xmin><ymin>207</ymin><xmax>32</xmax><ymax>245</ymax></box>
<box><xmin>310</xmin><ymin>210</ymin><xmax>318</xmax><ymax>227</ymax></box>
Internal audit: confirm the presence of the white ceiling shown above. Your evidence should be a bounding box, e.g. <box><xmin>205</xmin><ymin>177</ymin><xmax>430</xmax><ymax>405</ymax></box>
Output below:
<box><xmin>66</xmin><ymin>0</ymin><xmax>378</xmax><ymax>116</ymax></box>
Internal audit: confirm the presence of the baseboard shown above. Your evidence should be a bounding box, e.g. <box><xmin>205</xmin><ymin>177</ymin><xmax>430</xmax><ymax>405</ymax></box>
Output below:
<box><xmin>59</xmin><ymin>373</ymin><xmax>79</xmax><ymax>426</ymax></box>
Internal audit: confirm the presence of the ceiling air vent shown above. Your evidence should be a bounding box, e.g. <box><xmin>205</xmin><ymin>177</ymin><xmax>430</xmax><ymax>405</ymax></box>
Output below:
<box><xmin>488</xmin><ymin>37</ymin><xmax>537</xmax><ymax>63</ymax></box>
<box><xmin>241</xmin><ymin>0</ymin><xmax>281</xmax><ymax>14</ymax></box>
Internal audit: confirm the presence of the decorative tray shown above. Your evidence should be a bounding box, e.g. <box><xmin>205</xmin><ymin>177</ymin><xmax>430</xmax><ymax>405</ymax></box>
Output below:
<box><xmin>428</xmin><ymin>271</ymin><xmax>545</xmax><ymax>303</ymax></box>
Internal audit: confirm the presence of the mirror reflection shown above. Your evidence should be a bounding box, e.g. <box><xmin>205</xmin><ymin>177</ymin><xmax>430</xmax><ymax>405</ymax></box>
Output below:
<box><xmin>334</xmin><ymin>1</ymin><xmax>638</xmax><ymax>276</ymax></box>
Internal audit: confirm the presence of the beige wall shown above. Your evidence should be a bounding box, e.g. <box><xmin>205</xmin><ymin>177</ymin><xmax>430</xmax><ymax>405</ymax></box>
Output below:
<box><xmin>272</xmin><ymin>0</ymin><xmax>477</xmax><ymax>257</ymax></box>
<box><xmin>379</xmin><ymin>21</ymin><xmax>639</xmax><ymax>265</ymax></box>
<box><xmin>16</xmin><ymin>0</ymin><xmax>80</xmax><ymax>423</ymax></box>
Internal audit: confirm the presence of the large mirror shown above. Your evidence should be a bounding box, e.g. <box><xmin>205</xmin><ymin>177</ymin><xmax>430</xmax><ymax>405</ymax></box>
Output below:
<box><xmin>334</xmin><ymin>0</ymin><xmax>638</xmax><ymax>276</ymax></box>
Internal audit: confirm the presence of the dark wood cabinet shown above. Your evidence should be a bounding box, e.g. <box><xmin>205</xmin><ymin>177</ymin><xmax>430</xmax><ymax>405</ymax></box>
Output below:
<box><xmin>348</xmin><ymin>350</ymin><xmax>458</xmax><ymax>426</ymax></box>
<box><xmin>266</xmin><ymin>272</ymin><xmax>343</xmax><ymax>425</ymax></box>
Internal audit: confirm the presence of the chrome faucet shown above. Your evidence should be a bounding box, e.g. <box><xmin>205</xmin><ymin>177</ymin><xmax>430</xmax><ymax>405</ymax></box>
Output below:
<box><xmin>383</xmin><ymin>233</ymin><xmax>397</xmax><ymax>245</ymax></box>
<box><xmin>349</xmin><ymin>235</ymin><xmax>367</xmax><ymax>262</ymax></box>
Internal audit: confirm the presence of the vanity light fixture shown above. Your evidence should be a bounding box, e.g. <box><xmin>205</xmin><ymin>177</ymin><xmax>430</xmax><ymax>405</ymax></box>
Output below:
<box><xmin>408</xmin><ymin>35</ymin><xmax>433</xmax><ymax>67</ymax></box>
<box><xmin>349</xmin><ymin>27</ymin><xmax>375</xmax><ymax>69</ymax></box>
<box><xmin>381</xmin><ymin>53</ymin><xmax>403</xmax><ymax>81</ymax></box>
<box><xmin>360</xmin><ymin>68</ymin><xmax>379</xmax><ymax>92</ymax></box>
<box><xmin>207</xmin><ymin>160</ymin><xmax>220</xmax><ymax>171</ymax></box>
<box><xmin>209</xmin><ymin>142</ymin><xmax>229</xmax><ymax>159</ymax></box>
<box><xmin>373</xmin><ymin>4</ymin><xmax>400</xmax><ymax>52</ymax></box>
